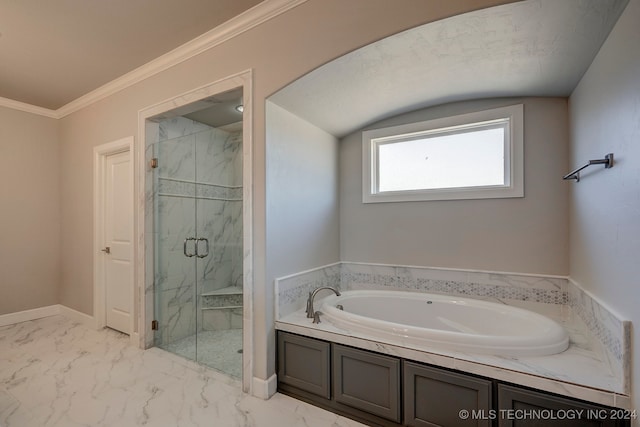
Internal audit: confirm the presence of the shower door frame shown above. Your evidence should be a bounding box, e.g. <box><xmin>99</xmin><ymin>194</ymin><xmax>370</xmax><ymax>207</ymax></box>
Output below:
<box><xmin>136</xmin><ymin>70</ymin><xmax>253</xmax><ymax>393</ymax></box>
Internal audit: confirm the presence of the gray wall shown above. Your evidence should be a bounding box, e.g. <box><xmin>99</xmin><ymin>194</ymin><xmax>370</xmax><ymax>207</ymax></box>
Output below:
<box><xmin>0</xmin><ymin>106</ymin><xmax>60</xmax><ymax>314</ymax></box>
<box><xmin>266</xmin><ymin>101</ymin><xmax>340</xmax><ymax>291</ymax></box>
<box><xmin>340</xmin><ymin>97</ymin><xmax>570</xmax><ymax>275</ymax></box>
<box><xmin>255</xmin><ymin>100</ymin><xmax>344</xmax><ymax>376</ymax></box>
<box><xmin>568</xmin><ymin>0</ymin><xmax>640</xmax><ymax>414</ymax></box>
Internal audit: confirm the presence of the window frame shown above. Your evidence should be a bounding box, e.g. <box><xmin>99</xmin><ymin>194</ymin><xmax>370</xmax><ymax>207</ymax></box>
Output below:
<box><xmin>362</xmin><ymin>104</ymin><xmax>524</xmax><ymax>203</ymax></box>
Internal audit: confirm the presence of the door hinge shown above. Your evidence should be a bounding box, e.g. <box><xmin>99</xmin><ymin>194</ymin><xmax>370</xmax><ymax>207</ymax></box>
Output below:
<box><xmin>152</xmin><ymin>320</ymin><xmax>159</xmax><ymax>331</ymax></box>
<box><xmin>150</xmin><ymin>158</ymin><xmax>158</xmax><ymax>169</ymax></box>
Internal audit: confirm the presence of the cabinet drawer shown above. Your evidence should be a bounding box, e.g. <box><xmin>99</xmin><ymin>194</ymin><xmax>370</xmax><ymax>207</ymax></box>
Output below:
<box><xmin>404</xmin><ymin>361</ymin><xmax>492</xmax><ymax>427</ymax></box>
<box><xmin>277</xmin><ymin>332</ymin><xmax>331</xmax><ymax>399</ymax></box>
<box><xmin>332</xmin><ymin>344</ymin><xmax>401</xmax><ymax>423</ymax></box>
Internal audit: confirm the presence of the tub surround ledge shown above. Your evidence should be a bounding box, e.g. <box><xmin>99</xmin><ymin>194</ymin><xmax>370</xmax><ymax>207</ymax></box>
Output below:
<box><xmin>275</xmin><ymin>262</ymin><xmax>631</xmax><ymax>410</ymax></box>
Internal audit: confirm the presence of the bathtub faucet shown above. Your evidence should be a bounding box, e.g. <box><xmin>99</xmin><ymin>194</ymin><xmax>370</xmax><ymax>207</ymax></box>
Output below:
<box><xmin>306</xmin><ymin>286</ymin><xmax>341</xmax><ymax>323</ymax></box>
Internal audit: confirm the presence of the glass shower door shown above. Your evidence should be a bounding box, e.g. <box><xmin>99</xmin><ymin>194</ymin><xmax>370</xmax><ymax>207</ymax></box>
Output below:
<box><xmin>154</xmin><ymin>122</ymin><xmax>199</xmax><ymax>361</ymax></box>
<box><xmin>194</xmin><ymin>126</ymin><xmax>243</xmax><ymax>378</ymax></box>
<box><xmin>153</xmin><ymin>109</ymin><xmax>243</xmax><ymax>379</ymax></box>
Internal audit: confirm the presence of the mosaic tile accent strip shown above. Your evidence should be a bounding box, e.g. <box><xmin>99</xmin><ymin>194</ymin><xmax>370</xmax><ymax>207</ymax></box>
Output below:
<box><xmin>158</xmin><ymin>178</ymin><xmax>196</xmax><ymax>197</ymax></box>
<box><xmin>197</xmin><ymin>183</ymin><xmax>243</xmax><ymax>201</ymax></box>
<box><xmin>158</xmin><ymin>178</ymin><xmax>242</xmax><ymax>201</ymax></box>
<box><xmin>340</xmin><ymin>262</ymin><xmax>568</xmax><ymax>305</ymax></box>
<box><xmin>276</xmin><ymin>262</ymin><xmax>568</xmax><ymax>319</ymax></box>
<box><xmin>276</xmin><ymin>263</ymin><xmax>341</xmax><ymax>318</ymax></box>
<box><xmin>343</xmin><ymin>273</ymin><xmax>567</xmax><ymax>304</ymax></box>
<box><xmin>201</xmin><ymin>293</ymin><xmax>243</xmax><ymax>309</ymax></box>
<box><xmin>460</xmin><ymin>283</ymin><xmax>566</xmax><ymax>304</ymax></box>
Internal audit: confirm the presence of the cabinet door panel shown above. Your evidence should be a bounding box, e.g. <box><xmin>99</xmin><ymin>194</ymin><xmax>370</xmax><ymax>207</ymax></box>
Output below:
<box><xmin>333</xmin><ymin>344</ymin><xmax>401</xmax><ymax>422</ymax></box>
<box><xmin>404</xmin><ymin>361</ymin><xmax>492</xmax><ymax>427</ymax></box>
<box><xmin>277</xmin><ymin>332</ymin><xmax>330</xmax><ymax>399</ymax></box>
<box><xmin>498</xmin><ymin>384</ymin><xmax>623</xmax><ymax>427</ymax></box>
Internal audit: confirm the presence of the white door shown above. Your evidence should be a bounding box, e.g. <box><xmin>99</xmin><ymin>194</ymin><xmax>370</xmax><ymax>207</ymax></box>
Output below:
<box><xmin>103</xmin><ymin>150</ymin><xmax>133</xmax><ymax>334</ymax></box>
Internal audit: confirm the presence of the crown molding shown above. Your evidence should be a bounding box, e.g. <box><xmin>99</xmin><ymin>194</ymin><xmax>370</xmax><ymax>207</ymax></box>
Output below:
<box><xmin>1</xmin><ymin>0</ymin><xmax>307</xmax><ymax>120</ymax></box>
<box><xmin>56</xmin><ymin>0</ymin><xmax>308</xmax><ymax>118</ymax></box>
<box><xmin>0</xmin><ymin>96</ymin><xmax>58</xmax><ymax>118</ymax></box>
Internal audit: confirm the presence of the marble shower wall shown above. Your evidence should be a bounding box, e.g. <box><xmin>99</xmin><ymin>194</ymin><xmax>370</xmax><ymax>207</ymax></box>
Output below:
<box><xmin>153</xmin><ymin>117</ymin><xmax>242</xmax><ymax>346</ymax></box>
<box><xmin>196</xmin><ymin>127</ymin><xmax>243</xmax><ymax>294</ymax></box>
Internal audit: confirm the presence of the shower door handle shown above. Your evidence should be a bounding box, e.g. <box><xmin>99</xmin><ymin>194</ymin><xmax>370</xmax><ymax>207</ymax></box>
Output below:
<box><xmin>183</xmin><ymin>238</ymin><xmax>197</xmax><ymax>257</ymax></box>
<box><xmin>196</xmin><ymin>238</ymin><xmax>209</xmax><ymax>258</ymax></box>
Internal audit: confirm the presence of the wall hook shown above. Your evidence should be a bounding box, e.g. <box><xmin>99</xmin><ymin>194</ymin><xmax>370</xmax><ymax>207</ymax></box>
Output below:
<box><xmin>563</xmin><ymin>153</ymin><xmax>614</xmax><ymax>182</ymax></box>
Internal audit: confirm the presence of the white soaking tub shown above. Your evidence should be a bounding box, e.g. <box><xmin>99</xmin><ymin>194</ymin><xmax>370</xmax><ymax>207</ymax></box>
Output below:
<box><xmin>320</xmin><ymin>290</ymin><xmax>569</xmax><ymax>357</ymax></box>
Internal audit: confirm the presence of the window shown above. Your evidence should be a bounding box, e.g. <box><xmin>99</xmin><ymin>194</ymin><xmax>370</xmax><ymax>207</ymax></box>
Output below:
<box><xmin>362</xmin><ymin>104</ymin><xmax>523</xmax><ymax>203</ymax></box>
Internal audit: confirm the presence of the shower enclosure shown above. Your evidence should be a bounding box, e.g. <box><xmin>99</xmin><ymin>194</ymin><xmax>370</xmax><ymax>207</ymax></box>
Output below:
<box><xmin>149</xmin><ymin>90</ymin><xmax>244</xmax><ymax>379</ymax></box>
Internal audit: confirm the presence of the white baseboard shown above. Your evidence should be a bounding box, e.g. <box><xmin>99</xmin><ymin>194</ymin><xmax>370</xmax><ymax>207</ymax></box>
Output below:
<box><xmin>0</xmin><ymin>305</ymin><xmax>60</xmax><ymax>327</ymax></box>
<box><xmin>252</xmin><ymin>374</ymin><xmax>277</xmax><ymax>400</ymax></box>
<box><xmin>0</xmin><ymin>304</ymin><xmax>96</xmax><ymax>328</ymax></box>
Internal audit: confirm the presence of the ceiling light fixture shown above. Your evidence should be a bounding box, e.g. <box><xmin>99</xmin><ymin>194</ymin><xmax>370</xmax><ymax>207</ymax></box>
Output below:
<box><xmin>235</xmin><ymin>105</ymin><xmax>244</xmax><ymax>113</ymax></box>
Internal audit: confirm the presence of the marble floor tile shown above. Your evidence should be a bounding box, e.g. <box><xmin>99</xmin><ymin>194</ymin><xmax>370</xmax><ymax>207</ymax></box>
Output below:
<box><xmin>0</xmin><ymin>316</ymin><xmax>363</xmax><ymax>427</ymax></box>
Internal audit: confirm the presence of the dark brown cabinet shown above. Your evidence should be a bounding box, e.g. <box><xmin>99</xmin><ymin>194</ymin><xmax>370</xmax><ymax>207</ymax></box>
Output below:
<box><xmin>333</xmin><ymin>344</ymin><xmax>401</xmax><ymax>422</ymax></box>
<box><xmin>277</xmin><ymin>331</ymin><xmax>330</xmax><ymax>399</ymax></box>
<box><xmin>276</xmin><ymin>331</ymin><xmax>630</xmax><ymax>427</ymax></box>
<box><xmin>498</xmin><ymin>384</ymin><xmax>629</xmax><ymax>427</ymax></box>
<box><xmin>404</xmin><ymin>361</ymin><xmax>492</xmax><ymax>427</ymax></box>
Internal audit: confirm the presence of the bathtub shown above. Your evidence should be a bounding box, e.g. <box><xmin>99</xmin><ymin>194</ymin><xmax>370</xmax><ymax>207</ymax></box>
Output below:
<box><xmin>319</xmin><ymin>290</ymin><xmax>569</xmax><ymax>357</ymax></box>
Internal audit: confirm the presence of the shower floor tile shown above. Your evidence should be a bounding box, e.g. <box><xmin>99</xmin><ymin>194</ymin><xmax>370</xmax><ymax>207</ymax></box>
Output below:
<box><xmin>163</xmin><ymin>329</ymin><xmax>243</xmax><ymax>379</ymax></box>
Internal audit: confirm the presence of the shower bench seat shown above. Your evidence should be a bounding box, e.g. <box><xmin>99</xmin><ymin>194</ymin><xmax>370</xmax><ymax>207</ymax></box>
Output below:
<box><xmin>200</xmin><ymin>285</ymin><xmax>243</xmax><ymax>330</ymax></box>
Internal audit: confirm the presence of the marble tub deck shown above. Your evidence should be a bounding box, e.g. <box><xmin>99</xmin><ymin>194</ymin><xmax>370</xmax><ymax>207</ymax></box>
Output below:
<box><xmin>277</xmin><ymin>298</ymin><xmax>631</xmax><ymax>410</ymax></box>
<box><xmin>0</xmin><ymin>315</ymin><xmax>364</xmax><ymax>427</ymax></box>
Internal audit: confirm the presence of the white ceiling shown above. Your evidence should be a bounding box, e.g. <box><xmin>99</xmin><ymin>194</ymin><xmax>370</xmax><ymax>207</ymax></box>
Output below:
<box><xmin>0</xmin><ymin>0</ymin><xmax>262</xmax><ymax>109</ymax></box>
<box><xmin>269</xmin><ymin>0</ymin><xmax>629</xmax><ymax>138</ymax></box>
